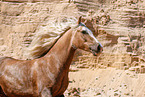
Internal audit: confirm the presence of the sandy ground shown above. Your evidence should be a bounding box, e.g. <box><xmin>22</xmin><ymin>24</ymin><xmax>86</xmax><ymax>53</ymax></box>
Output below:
<box><xmin>65</xmin><ymin>66</ymin><xmax>145</xmax><ymax>97</ymax></box>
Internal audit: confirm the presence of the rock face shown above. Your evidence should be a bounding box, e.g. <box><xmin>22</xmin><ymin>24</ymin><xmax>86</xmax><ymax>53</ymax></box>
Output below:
<box><xmin>73</xmin><ymin>0</ymin><xmax>145</xmax><ymax>73</ymax></box>
<box><xmin>2</xmin><ymin>0</ymin><xmax>61</xmax><ymax>2</ymax></box>
<box><xmin>0</xmin><ymin>0</ymin><xmax>145</xmax><ymax>97</ymax></box>
<box><xmin>0</xmin><ymin>1</ymin><xmax>78</xmax><ymax>59</ymax></box>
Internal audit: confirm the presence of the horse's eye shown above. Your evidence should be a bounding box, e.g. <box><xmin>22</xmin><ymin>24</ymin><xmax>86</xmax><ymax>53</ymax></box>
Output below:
<box><xmin>82</xmin><ymin>30</ymin><xmax>88</xmax><ymax>34</ymax></box>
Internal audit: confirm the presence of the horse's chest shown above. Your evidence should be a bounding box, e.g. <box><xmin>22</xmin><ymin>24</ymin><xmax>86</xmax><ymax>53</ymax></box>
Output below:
<box><xmin>52</xmin><ymin>72</ymin><xmax>69</xmax><ymax>96</ymax></box>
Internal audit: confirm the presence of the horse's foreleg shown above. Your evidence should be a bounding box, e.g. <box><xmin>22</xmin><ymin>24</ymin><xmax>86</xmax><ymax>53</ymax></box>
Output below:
<box><xmin>55</xmin><ymin>94</ymin><xmax>65</xmax><ymax>97</ymax></box>
<box><xmin>41</xmin><ymin>87</ymin><xmax>52</xmax><ymax>97</ymax></box>
<box><xmin>0</xmin><ymin>86</ymin><xmax>7</xmax><ymax>97</ymax></box>
<box><xmin>59</xmin><ymin>94</ymin><xmax>65</xmax><ymax>97</ymax></box>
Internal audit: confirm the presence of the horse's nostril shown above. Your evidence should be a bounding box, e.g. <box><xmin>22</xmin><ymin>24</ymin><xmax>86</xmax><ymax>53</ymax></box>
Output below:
<box><xmin>97</xmin><ymin>46</ymin><xmax>100</xmax><ymax>51</ymax></box>
<box><xmin>98</xmin><ymin>45</ymin><xmax>103</xmax><ymax>52</ymax></box>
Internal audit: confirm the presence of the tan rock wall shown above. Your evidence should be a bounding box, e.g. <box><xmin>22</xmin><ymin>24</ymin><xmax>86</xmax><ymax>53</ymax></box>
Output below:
<box><xmin>1</xmin><ymin>0</ymin><xmax>62</xmax><ymax>2</ymax></box>
<box><xmin>0</xmin><ymin>1</ymin><xmax>78</xmax><ymax>59</ymax></box>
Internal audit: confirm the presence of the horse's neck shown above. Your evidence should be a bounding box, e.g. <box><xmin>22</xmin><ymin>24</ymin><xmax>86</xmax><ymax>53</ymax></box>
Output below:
<box><xmin>44</xmin><ymin>29</ymin><xmax>76</xmax><ymax>68</ymax></box>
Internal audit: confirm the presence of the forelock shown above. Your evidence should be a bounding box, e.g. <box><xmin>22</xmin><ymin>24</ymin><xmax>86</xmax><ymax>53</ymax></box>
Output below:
<box><xmin>79</xmin><ymin>22</ymin><xmax>86</xmax><ymax>27</ymax></box>
<box><xmin>80</xmin><ymin>23</ymin><xmax>93</xmax><ymax>35</ymax></box>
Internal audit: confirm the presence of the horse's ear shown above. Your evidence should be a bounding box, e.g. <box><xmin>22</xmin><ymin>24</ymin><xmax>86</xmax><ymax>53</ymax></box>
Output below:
<box><xmin>77</xmin><ymin>16</ymin><xmax>82</xmax><ymax>24</ymax></box>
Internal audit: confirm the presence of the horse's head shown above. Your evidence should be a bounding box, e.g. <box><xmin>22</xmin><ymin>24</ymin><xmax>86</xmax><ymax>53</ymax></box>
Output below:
<box><xmin>72</xmin><ymin>16</ymin><xmax>103</xmax><ymax>56</ymax></box>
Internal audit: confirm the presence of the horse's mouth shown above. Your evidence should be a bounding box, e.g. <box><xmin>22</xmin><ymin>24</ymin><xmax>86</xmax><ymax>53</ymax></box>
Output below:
<box><xmin>89</xmin><ymin>45</ymin><xmax>103</xmax><ymax>56</ymax></box>
<box><xmin>90</xmin><ymin>50</ymin><xmax>100</xmax><ymax>56</ymax></box>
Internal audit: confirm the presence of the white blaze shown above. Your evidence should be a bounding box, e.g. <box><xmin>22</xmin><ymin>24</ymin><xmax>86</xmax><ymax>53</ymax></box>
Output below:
<box><xmin>82</xmin><ymin>25</ymin><xmax>103</xmax><ymax>47</ymax></box>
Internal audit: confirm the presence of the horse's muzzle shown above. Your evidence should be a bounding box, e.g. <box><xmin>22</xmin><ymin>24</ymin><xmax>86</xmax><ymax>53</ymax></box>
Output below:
<box><xmin>89</xmin><ymin>44</ymin><xmax>103</xmax><ymax>56</ymax></box>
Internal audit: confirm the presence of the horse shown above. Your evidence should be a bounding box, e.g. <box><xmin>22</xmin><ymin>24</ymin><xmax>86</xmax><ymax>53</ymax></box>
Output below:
<box><xmin>0</xmin><ymin>16</ymin><xmax>103</xmax><ymax>97</ymax></box>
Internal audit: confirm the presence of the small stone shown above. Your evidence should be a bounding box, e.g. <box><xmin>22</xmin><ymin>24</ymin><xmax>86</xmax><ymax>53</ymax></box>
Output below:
<box><xmin>73</xmin><ymin>91</ymin><xmax>80</xmax><ymax>96</ymax></box>
<box><xmin>103</xmin><ymin>85</ymin><xmax>106</xmax><ymax>87</ymax></box>
<box><xmin>124</xmin><ymin>93</ymin><xmax>130</xmax><ymax>95</ymax></box>
<box><xmin>124</xmin><ymin>84</ymin><xmax>127</xmax><ymax>87</ymax></box>
<box><xmin>96</xmin><ymin>92</ymin><xmax>101</xmax><ymax>95</ymax></box>
<box><xmin>96</xmin><ymin>77</ymin><xmax>99</xmax><ymax>80</ymax></box>
<box><xmin>114</xmin><ymin>89</ymin><xmax>118</xmax><ymax>92</ymax></box>
<box><xmin>130</xmin><ymin>89</ymin><xmax>133</xmax><ymax>92</ymax></box>
<box><xmin>102</xmin><ymin>90</ymin><xmax>105</xmax><ymax>93</ymax></box>
<box><xmin>82</xmin><ymin>89</ymin><xmax>86</xmax><ymax>92</ymax></box>
<box><xmin>126</xmin><ymin>73</ymin><xmax>130</xmax><ymax>75</ymax></box>
<box><xmin>114</xmin><ymin>93</ymin><xmax>119</xmax><ymax>96</ymax></box>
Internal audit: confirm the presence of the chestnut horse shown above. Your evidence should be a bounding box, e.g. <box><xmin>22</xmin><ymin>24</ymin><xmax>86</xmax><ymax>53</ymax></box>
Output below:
<box><xmin>0</xmin><ymin>16</ymin><xmax>103</xmax><ymax>97</ymax></box>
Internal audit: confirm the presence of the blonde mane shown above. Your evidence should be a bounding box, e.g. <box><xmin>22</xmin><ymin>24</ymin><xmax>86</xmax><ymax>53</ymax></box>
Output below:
<box><xmin>27</xmin><ymin>17</ymin><xmax>77</xmax><ymax>59</ymax></box>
